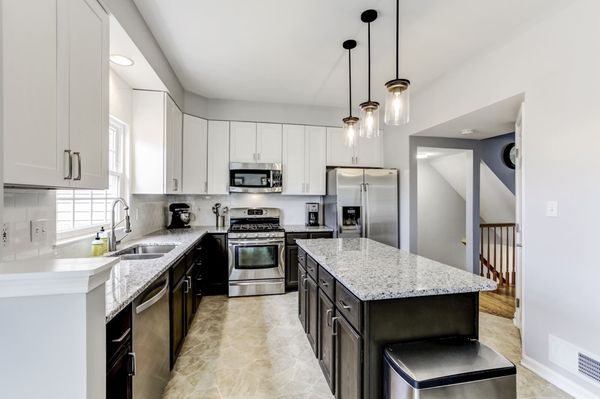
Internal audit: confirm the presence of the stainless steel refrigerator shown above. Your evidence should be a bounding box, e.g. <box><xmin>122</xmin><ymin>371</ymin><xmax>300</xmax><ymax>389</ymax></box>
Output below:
<box><xmin>324</xmin><ymin>168</ymin><xmax>399</xmax><ymax>247</ymax></box>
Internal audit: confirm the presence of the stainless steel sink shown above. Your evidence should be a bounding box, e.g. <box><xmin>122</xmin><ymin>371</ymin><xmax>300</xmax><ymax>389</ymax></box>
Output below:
<box><xmin>116</xmin><ymin>244</ymin><xmax>176</xmax><ymax>256</ymax></box>
<box><xmin>120</xmin><ymin>253</ymin><xmax>165</xmax><ymax>261</ymax></box>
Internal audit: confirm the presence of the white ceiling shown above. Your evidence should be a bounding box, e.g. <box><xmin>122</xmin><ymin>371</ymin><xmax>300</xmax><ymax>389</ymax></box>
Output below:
<box><xmin>109</xmin><ymin>16</ymin><xmax>167</xmax><ymax>91</ymax></box>
<box><xmin>414</xmin><ymin>93</ymin><xmax>524</xmax><ymax>139</ymax></box>
<box><xmin>133</xmin><ymin>0</ymin><xmax>563</xmax><ymax>108</ymax></box>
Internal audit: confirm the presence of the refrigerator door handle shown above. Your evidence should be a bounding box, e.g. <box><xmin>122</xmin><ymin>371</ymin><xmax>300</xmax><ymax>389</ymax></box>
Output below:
<box><xmin>360</xmin><ymin>183</ymin><xmax>366</xmax><ymax>238</ymax></box>
<box><xmin>364</xmin><ymin>183</ymin><xmax>370</xmax><ymax>238</ymax></box>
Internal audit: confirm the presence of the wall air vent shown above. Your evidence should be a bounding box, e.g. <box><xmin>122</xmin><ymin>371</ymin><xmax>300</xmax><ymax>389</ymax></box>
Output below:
<box><xmin>579</xmin><ymin>353</ymin><xmax>600</xmax><ymax>384</ymax></box>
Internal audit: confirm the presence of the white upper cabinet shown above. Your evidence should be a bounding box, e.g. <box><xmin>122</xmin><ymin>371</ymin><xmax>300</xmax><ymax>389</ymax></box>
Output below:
<box><xmin>355</xmin><ymin>131</ymin><xmax>384</xmax><ymax>168</ymax></box>
<box><xmin>326</xmin><ymin>127</ymin><xmax>383</xmax><ymax>168</ymax></box>
<box><xmin>282</xmin><ymin>125</ymin><xmax>306</xmax><ymax>195</ymax></box>
<box><xmin>67</xmin><ymin>0</ymin><xmax>109</xmax><ymax>189</ymax></box>
<box><xmin>165</xmin><ymin>96</ymin><xmax>183</xmax><ymax>194</ymax></box>
<box><xmin>326</xmin><ymin>128</ymin><xmax>354</xmax><ymax>167</ymax></box>
<box><xmin>305</xmin><ymin>126</ymin><xmax>327</xmax><ymax>195</ymax></box>
<box><xmin>2</xmin><ymin>0</ymin><xmax>108</xmax><ymax>189</ymax></box>
<box><xmin>182</xmin><ymin>114</ymin><xmax>208</xmax><ymax>194</ymax></box>
<box><xmin>282</xmin><ymin>125</ymin><xmax>326</xmax><ymax>195</ymax></box>
<box><xmin>256</xmin><ymin>123</ymin><xmax>282</xmax><ymax>163</ymax></box>
<box><xmin>207</xmin><ymin>121</ymin><xmax>230</xmax><ymax>195</ymax></box>
<box><xmin>230</xmin><ymin>122</ymin><xmax>257</xmax><ymax>163</ymax></box>
<box><xmin>230</xmin><ymin>122</ymin><xmax>282</xmax><ymax>164</ymax></box>
<box><xmin>132</xmin><ymin>91</ymin><xmax>182</xmax><ymax>194</ymax></box>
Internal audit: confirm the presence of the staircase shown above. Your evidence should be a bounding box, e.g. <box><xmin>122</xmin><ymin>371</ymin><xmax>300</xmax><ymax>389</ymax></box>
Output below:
<box><xmin>480</xmin><ymin>223</ymin><xmax>516</xmax><ymax>287</ymax></box>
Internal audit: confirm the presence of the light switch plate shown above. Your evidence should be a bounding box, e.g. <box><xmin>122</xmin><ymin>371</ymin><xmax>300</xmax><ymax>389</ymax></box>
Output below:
<box><xmin>546</xmin><ymin>201</ymin><xmax>559</xmax><ymax>217</ymax></box>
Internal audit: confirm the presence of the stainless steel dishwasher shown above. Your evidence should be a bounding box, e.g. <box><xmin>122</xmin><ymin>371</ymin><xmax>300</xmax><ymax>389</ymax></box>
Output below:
<box><xmin>133</xmin><ymin>272</ymin><xmax>170</xmax><ymax>399</ymax></box>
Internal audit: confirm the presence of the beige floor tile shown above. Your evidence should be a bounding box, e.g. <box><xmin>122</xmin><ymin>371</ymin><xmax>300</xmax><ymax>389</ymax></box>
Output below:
<box><xmin>163</xmin><ymin>293</ymin><xmax>571</xmax><ymax>399</ymax></box>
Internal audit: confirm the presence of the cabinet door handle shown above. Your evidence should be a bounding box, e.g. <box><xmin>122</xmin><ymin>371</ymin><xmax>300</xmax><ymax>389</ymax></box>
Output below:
<box><xmin>73</xmin><ymin>152</ymin><xmax>82</xmax><ymax>181</ymax></box>
<box><xmin>326</xmin><ymin>309</ymin><xmax>333</xmax><ymax>327</ymax></box>
<box><xmin>257</xmin><ymin>152</ymin><xmax>261</xmax><ymax>161</ymax></box>
<box><xmin>320</xmin><ymin>279</ymin><xmax>329</xmax><ymax>287</ymax></box>
<box><xmin>111</xmin><ymin>328</ymin><xmax>131</xmax><ymax>343</ymax></box>
<box><xmin>183</xmin><ymin>278</ymin><xmax>190</xmax><ymax>293</ymax></box>
<box><xmin>338</xmin><ymin>299</ymin><xmax>352</xmax><ymax>310</ymax></box>
<box><xmin>64</xmin><ymin>150</ymin><xmax>72</xmax><ymax>180</ymax></box>
<box><xmin>173</xmin><ymin>178</ymin><xmax>178</xmax><ymax>191</ymax></box>
<box><xmin>204</xmin><ymin>181</ymin><xmax>208</xmax><ymax>193</ymax></box>
<box><xmin>128</xmin><ymin>352</ymin><xmax>136</xmax><ymax>376</ymax></box>
<box><xmin>331</xmin><ymin>316</ymin><xmax>339</xmax><ymax>336</ymax></box>
<box><xmin>306</xmin><ymin>182</ymin><xmax>310</xmax><ymax>193</ymax></box>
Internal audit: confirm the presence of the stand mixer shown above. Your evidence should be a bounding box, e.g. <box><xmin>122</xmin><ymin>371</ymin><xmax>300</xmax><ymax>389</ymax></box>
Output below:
<box><xmin>167</xmin><ymin>203</ymin><xmax>192</xmax><ymax>229</ymax></box>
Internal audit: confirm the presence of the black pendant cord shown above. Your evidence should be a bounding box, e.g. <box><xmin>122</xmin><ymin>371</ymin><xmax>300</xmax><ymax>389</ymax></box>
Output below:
<box><xmin>348</xmin><ymin>48</ymin><xmax>353</xmax><ymax>117</ymax></box>
<box><xmin>367</xmin><ymin>22</ymin><xmax>371</xmax><ymax>101</ymax></box>
<box><xmin>395</xmin><ymin>0</ymin><xmax>399</xmax><ymax>79</ymax></box>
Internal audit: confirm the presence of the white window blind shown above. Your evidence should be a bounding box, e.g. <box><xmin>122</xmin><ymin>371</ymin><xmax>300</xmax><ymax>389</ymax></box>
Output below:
<box><xmin>57</xmin><ymin>117</ymin><xmax>126</xmax><ymax>236</ymax></box>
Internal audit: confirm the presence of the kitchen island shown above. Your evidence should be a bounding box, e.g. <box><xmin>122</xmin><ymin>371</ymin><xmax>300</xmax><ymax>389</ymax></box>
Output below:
<box><xmin>296</xmin><ymin>238</ymin><xmax>497</xmax><ymax>399</ymax></box>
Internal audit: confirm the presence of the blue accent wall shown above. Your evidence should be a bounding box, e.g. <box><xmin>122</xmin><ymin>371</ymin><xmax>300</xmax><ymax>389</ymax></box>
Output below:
<box><xmin>480</xmin><ymin>133</ymin><xmax>515</xmax><ymax>194</ymax></box>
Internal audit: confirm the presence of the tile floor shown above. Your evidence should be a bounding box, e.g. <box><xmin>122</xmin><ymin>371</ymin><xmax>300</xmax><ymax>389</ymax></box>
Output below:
<box><xmin>162</xmin><ymin>293</ymin><xmax>571</xmax><ymax>399</ymax></box>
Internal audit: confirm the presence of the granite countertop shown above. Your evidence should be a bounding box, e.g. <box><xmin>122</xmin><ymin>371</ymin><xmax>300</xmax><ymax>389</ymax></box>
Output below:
<box><xmin>282</xmin><ymin>225</ymin><xmax>334</xmax><ymax>233</ymax></box>
<box><xmin>105</xmin><ymin>227</ymin><xmax>213</xmax><ymax>321</ymax></box>
<box><xmin>296</xmin><ymin>238</ymin><xmax>497</xmax><ymax>301</ymax></box>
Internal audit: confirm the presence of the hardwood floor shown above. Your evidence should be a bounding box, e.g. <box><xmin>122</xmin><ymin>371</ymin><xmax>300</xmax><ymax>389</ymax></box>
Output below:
<box><xmin>480</xmin><ymin>285</ymin><xmax>516</xmax><ymax>319</ymax></box>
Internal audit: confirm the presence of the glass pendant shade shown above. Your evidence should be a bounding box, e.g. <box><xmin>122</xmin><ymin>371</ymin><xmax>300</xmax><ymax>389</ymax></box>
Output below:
<box><xmin>359</xmin><ymin>102</ymin><xmax>380</xmax><ymax>138</ymax></box>
<box><xmin>384</xmin><ymin>79</ymin><xmax>410</xmax><ymax>125</ymax></box>
<box><xmin>343</xmin><ymin>116</ymin><xmax>359</xmax><ymax>147</ymax></box>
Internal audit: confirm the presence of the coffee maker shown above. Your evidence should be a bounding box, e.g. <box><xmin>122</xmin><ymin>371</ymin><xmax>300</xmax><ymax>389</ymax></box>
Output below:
<box><xmin>168</xmin><ymin>203</ymin><xmax>192</xmax><ymax>229</ymax></box>
<box><xmin>305</xmin><ymin>203</ymin><xmax>320</xmax><ymax>226</ymax></box>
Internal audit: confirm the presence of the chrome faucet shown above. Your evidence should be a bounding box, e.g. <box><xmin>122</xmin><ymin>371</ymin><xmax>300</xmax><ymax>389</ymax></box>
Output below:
<box><xmin>110</xmin><ymin>197</ymin><xmax>132</xmax><ymax>252</ymax></box>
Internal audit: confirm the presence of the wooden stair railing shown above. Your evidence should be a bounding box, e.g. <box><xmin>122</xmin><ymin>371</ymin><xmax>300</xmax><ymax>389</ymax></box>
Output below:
<box><xmin>480</xmin><ymin>223</ymin><xmax>516</xmax><ymax>287</ymax></box>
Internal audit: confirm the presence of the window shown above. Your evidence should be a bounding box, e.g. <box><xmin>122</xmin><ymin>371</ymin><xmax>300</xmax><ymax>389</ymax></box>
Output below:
<box><xmin>56</xmin><ymin>116</ymin><xmax>127</xmax><ymax>238</ymax></box>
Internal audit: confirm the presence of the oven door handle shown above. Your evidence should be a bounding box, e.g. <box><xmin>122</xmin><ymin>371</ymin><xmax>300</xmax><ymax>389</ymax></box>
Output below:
<box><xmin>228</xmin><ymin>239</ymin><xmax>284</xmax><ymax>246</ymax></box>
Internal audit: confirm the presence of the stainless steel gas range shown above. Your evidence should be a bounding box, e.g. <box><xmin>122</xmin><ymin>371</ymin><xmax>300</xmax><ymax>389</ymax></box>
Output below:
<box><xmin>227</xmin><ymin>207</ymin><xmax>285</xmax><ymax>297</ymax></box>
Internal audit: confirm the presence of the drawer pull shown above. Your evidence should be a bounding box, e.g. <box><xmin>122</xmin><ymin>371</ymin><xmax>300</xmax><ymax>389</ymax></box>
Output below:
<box><xmin>320</xmin><ymin>279</ymin><xmax>329</xmax><ymax>287</ymax></box>
<box><xmin>338</xmin><ymin>299</ymin><xmax>352</xmax><ymax>310</ymax></box>
<box><xmin>326</xmin><ymin>309</ymin><xmax>333</xmax><ymax>327</ymax></box>
<box><xmin>111</xmin><ymin>328</ymin><xmax>131</xmax><ymax>343</ymax></box>
<box><xmin>331</xmin><ymin>316</ymin><xmax>339</xmax><ymax>336</ymax></box>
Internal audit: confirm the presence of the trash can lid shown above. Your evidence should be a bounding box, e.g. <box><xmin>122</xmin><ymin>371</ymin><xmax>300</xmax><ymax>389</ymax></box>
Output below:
<box><xmin>384</xmin><ymin>338</ymin><xmax>516</xmax><ymax>390</ymax></box>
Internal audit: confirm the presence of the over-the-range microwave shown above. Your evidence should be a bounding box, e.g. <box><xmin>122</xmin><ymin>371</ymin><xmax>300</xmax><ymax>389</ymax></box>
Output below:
<box><xmin>229</xmin><ymin>162</ymin><xmax>282</xmax><ymax>193</ymax></box>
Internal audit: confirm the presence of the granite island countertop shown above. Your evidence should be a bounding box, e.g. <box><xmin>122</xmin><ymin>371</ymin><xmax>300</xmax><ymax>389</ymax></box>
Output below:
<box><xmin>105</xmin><ymin>226</ymin><xmax>223</xmax><ymax>321</ymax></box>
<box><xmin>282</xmin><ymin>225</ymin><xmax>334</xmax><ymax>233</ymax></box>
<box><xmin>296</xmin><ymin>238</ymin><xmax>497</xmax><ymax>301</ymax></box>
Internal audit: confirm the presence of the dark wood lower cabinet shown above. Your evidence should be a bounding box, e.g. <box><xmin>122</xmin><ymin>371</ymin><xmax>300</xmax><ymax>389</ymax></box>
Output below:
<box><xmin>200</xmin><ymin>234</ymin><xmax>228</xmax><ymax>295</ymax></box>
<box><xmin>334</xmin><ymin>315</ymin><xmax>362</xmax><ymax>399</ymax></box>
<box><xmin>184</xmin><ymin>266</ymin><xmax>194</xmax><ymax>331</ymax></box>
<box><xmin>306</xmin><ymin>275</ymin><xmax>319</xmax><ymax>356</ymax></box>
<box><xmin>106</xmin><ymin>342</ymin><xmax>134</xmax><ymax>399</ymax></box>
<box><xmin>298</xmin><ymin>265</ymin><xmax>307</xmax><ymax>332</ymax></box>
<box><xmin>170</xmin><ymin>274</ymin><xmax>185</xmax><ymax>368</ymax></box>
<box><xmin>318</xmin><ymin>290</ymin><xmax>335</xmax><ymax>393</ymax></box>
<box><xmin>285</xmin><ymin>245</ymin><xmax>299</xmax><ymax>288</ymax></box>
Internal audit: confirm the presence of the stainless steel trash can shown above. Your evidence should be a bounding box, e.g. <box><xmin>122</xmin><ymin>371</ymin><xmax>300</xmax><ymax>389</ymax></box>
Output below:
<box><xmin>384</xmin><ymin>338</ymin><xmax>516</xmax><ymax>399</ymax></box>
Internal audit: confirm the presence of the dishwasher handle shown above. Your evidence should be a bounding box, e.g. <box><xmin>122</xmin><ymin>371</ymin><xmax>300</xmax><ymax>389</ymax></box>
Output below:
<box><xmin>136</xmin><ymin>279</ymin><xmax>169</xmax><ymax>315</ymax></box>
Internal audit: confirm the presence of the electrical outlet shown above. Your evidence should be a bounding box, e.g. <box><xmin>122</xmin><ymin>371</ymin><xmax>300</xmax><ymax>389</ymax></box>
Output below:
<box><xmin>30</xmin><ymin>220</ymin><xmax>48</xmax><ymax>243</ymax></box>
<box><xmin>1</xmin><ymin>223</ymin><xmax>9</xmax><ymax>247</ymax></box>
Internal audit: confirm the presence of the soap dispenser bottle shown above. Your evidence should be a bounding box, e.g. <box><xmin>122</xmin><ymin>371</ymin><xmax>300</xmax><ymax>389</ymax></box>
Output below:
<box><xmin>91</xmin><ymin>233</ymin><xmax>104</xmax><ymax>257</ymax></box>
<box><xmin>99</xmin><ymin>227</ymin><xmax>109</xmax><ymax>254</ymax></box>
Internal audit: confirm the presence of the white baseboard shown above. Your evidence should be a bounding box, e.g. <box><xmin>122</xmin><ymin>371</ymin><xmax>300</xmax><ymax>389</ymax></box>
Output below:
<box><xmin>521</xmin><ymin>355</ymin><xmax>600</xmax><ymax>399</ymax></box>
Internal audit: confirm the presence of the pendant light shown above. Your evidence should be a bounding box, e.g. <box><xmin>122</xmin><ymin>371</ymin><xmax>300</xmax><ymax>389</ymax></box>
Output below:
<box><xmin>384</xmin><ymin>0</ymin><xmax>410</xmax><ymax>125</ymax></box>
<box><xmin>342</xmin><ymin>40</ymin><xmax>359</xmax><ymax>147</ymax></box>
<box><xmin>359</xmin><ymin>9</ymin><xmax>380</xmax><ymax>139</ymax></box>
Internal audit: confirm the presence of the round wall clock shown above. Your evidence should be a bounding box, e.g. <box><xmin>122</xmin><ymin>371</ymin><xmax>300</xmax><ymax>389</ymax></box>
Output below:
<box><xmin>502</xmin><ymin>143</ymin><xmax>516</xmax><ymax>169</ymax></box>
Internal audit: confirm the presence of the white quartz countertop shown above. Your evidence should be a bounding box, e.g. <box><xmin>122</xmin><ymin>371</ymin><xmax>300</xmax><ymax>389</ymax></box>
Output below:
<box><xmin>282</xmin><ymin>225</ymin><xmax>334</xmax><ymax>233</ymax></box>
<box><xmin>105</xmin><ymin>227</ymin><xmax>212</xmax><ymax>321</ymax></box>
<box><xmin>296</xmin><ymin>238</ymin><xmax>497</xmax><ymax>301</ymax></box>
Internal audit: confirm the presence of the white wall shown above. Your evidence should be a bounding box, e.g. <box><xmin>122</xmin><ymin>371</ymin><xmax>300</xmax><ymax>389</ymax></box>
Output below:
<box><xmin>417</xmin><ymin>159</ymin><xmax>467</xmax><ymax>270</ymax></box>
<box><xmin>184</xmin><ymin>91</ymin><xmax>346</xmax><ymax>127</ymax></box>
<box><xmin>384</xmin><ymin>1</ymin><xmax>600</xmax><ymax>396</ymax></box>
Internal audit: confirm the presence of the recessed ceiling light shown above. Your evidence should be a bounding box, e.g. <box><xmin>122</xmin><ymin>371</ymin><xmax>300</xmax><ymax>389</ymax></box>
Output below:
<box><xmin>110</xmin><ymin>54</ymin><xmax>134</xmax><ymax>67</ymax></box>
<box><xmin>460</xmin><ymin>128</ymin><xmax>475</xmax><ymax>135</ymax></box>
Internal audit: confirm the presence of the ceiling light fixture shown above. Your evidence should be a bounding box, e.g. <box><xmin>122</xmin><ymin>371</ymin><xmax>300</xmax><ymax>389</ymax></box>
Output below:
<box><xmin>109</xmin><ymin>54</ymin><xmax>135</xmax><ymax>67</ymax></box>
<box><xmin>384</xmin><ymin>0</ymin><xmax>410</xmax><ymax>126</ymax></box>
<box><xmin>342</xmin><ymin>40</ymin><xmax>359</xmax><ymax>147</ymax></box>
<box><xmin>460</xmin><ymin>128</ymin><xmax>476</xmax><ymax>135</ymax></box>
<box><xmin>359</xmin><ymin>9</ymin><xmax>380</xmax><ymax>139</ymax></box>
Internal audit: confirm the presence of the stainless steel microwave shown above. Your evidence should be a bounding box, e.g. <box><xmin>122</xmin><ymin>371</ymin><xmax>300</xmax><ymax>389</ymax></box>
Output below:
<box><xmin>229</xmin><ymin>163</ymin><xmax>282</xmax><ymax>193</ymax></box>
